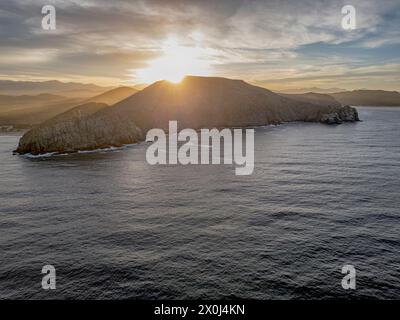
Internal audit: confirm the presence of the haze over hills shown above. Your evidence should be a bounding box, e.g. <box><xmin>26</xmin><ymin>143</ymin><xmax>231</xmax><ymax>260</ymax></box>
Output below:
<box><xmin>132</xmin><ymin>83</ymin><xmax>150</xmax><ymax>91</ymax></box>
<box><xmin>0</xmin><ymin>80</ymin><xmax>114</xmax><ymax>98</ymax></box>
<box><xmin>85</xmin><ymin>87</ymin><xmax>138</xmax><ymax>105</ymax></box>
<box><xmin>21</xmin><ymin>87</ymin><xmax>141</xmax><ymax>132</ymax></box>
<box><xmin>331</xmin><ymin>90</ymin><xmax>400</xmax><ymax>106</ymax></box>
<box><xmin>0</xmin><ymin>94</ymin><xmax>83</xmax><ymax>129</ymax></box>
<box><xmin>16</xmin><ymin>76</ymin><xmax>359</xmax><ymax>155</ymax></box>
<box><xmin>0</xmin><ymin>86</ymin><xmax>139</xmax><ymax>130</ymax></box>
<box><xmin>0</xmin><ymin>93</ymin><xmax>68</xmax><ymax>109</ymax></box>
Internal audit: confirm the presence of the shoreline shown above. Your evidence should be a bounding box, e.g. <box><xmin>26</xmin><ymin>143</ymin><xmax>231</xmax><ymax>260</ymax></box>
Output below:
<box><xmin>11</xmin><ymin>120</ymin><xmax>352</xmax><ymax>158</ymax></box>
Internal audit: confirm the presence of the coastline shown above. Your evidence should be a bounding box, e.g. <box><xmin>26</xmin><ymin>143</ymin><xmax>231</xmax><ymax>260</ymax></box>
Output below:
<box><xmin>12</xmin><ymin>120</ymin><xmax>353</xmax><ymax>158</ymax></box>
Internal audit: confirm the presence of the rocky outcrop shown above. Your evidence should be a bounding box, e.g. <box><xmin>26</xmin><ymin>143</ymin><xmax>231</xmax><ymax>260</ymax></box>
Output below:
<box><xmin>16</xmin><ymin>102</ymin><xmax>144</xmax><ymax>154</ymax></box>
<box><xmin>320</xmin><ymin>113</ymin><xmax>343</xmax><ymax>124</ymax></box>
<box><xmin>338</xmin><ymin>105</ymin><xmax>360</xmax><ymax>121</ymax></box>
<box><xmin>15</xmin><ymin>76</ymin><xmax>360</xmax><ymax>155</ymax></box>
<box><xmin>320</xmin><ymin>105</ymin><xmax>359</xmax><ymax>124</ymax></box>
<box><xmin>17</xmin><ymin>106</ymin><xmax>143</xmax><ymax>154</ymax></box>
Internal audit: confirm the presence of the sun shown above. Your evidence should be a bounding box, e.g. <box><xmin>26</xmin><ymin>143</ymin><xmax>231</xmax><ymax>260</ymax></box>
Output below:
<box><xmin>135</xmin><ymin>38</ymin><xmax>211</xmax><ymax>84</ymax></box>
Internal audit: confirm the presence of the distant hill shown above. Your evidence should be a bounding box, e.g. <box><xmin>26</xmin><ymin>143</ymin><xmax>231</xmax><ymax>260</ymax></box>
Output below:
<box><xmin>0</xmin><ymin>93</ymin><xmax>68</xmax><ymax>109</ymax></box>
<box><xmin>85</xmin><ymin>86</ymin><xmax>138</xmax><ymax>105</ymax></box>
<box><xmin>16</xmin><ymin>76</ymin><xmax>359</xmax><ymax>155</ymax></box>
<box><xmin>331</xmin><ymin>90</ymin><xmax>400</xmax><ymax>106</ymax></box>
<box><xmin>278</xmin><ymin>92</ymin><xmax>341</xmax><ymax>108</ymax></box>
<box><xmin>0</xmin><ymin>80</ymin><xmax>114</xmax><ymax>98</ymax></box>
<box><xmin>279</xmin><ymin>87</ymin><xmax>347</xmax><ymax>94</ymax></box>
<box><xmin>132</xmin><ymin>83</ymin><xmax>150</xmax><ymax>91</ymax></box>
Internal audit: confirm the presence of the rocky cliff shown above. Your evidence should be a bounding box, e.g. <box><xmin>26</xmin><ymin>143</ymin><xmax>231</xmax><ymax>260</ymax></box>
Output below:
<box><xmin>16</xmin><ymin>76</ymin><xmax>359</xmax><ymax>155</ymax></box>
<box><xmin>320</xmin><ymin>105</ymin><xmax>360</xmax><ymax>124</ymax></box>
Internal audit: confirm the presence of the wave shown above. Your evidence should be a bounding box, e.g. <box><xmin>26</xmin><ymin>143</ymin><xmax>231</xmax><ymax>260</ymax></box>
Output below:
<box><xmin>19</xmin><ymin>142</ymin><xmax>145</xmax><ymax>158</ymax></box>
<box><xmin>20</xmin><ymin>152</ymin><xmax>62</xmax><ymax>158</ymax></box>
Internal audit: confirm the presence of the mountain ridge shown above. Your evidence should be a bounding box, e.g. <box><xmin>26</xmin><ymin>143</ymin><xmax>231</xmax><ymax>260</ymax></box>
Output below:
<box><xmin>331</xmin><ymin>90</ymin><xmax>400</xmax><ymax>106</ymax></box>
<box><xmin>0</xmin><ymin>80</ymin><xmax>114</xmax><ymax>98</ymax></box>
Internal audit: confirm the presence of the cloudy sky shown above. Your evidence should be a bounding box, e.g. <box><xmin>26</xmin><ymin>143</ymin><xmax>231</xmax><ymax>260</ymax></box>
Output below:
<box><xmin>0</xmin><ymin>0</ymin><xmax>399</xmax><ymax>91</ymax></box>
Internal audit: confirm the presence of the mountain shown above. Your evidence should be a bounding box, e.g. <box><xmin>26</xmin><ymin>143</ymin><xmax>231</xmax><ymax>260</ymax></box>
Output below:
<box><xmin>35</xmin><ymin>102</ymin><xmax>109</xmax><ymax>127</ymax></box>
<box><xmin>0</xmin><ymin>87</ymin><xmax>139</xmax><ymax>130</ymax></box>
<box><xmin>279</xmin><ymin>87</ymin><xmax>347</xmax><ymax>94</ymax></box>
<box><xmin>278</xmin><ymin>92</ymin><xmax>341</xmax><ymax>108</ymax></box>
<box><xmin>16</xmin><ymin>76</ymin><xmax>359</xmax><ymax>155</ymax></box>
<box><xmin>331</xmin><ymin>90</ymin><xmax>400</xmax><ymax>106</ymax></box>
<box><xmin>0</xmin><ymin>80</ymin><xmax>114</xmax><ymax>98</ymax></box>
<box><xmin>85</xmin><ymin>86</ymin><xmax>138</xmax><ymax>105</ymax></box>
<box><xmin>132</xmin><ymin>83</ymin><xmax>150</xmax><ymax>91</ymax></box>
<box><xmin>108</xmin><ymin>76</ymin><xmax>353</xmax><ymax>131</ymax></box>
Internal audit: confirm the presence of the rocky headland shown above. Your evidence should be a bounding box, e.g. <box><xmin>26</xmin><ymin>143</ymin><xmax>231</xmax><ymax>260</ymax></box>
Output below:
<box><xmin>15</xmin><ymin>76</ymin><xmax>359</xmax><ymax>155</ymax></box>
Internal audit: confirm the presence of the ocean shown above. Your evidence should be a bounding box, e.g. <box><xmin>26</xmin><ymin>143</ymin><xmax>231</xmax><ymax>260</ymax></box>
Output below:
<box><xmin>0</xmin><ymin>107</ymin><xmax>399</xmax><ymax>299</ymax></box>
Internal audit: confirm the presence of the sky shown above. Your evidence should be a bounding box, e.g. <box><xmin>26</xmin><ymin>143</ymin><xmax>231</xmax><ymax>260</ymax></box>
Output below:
<box><xmin>0</xmin><ymin>0</ymin><xmax>399</xmax><ymax>91</ymax></box>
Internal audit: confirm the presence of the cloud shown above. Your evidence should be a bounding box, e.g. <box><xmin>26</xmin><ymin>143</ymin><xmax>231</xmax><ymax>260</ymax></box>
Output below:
<box><xmin>0</xmin><ymin>0</ymin><xmax>399</xmax><ymax>89</ymax></box>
